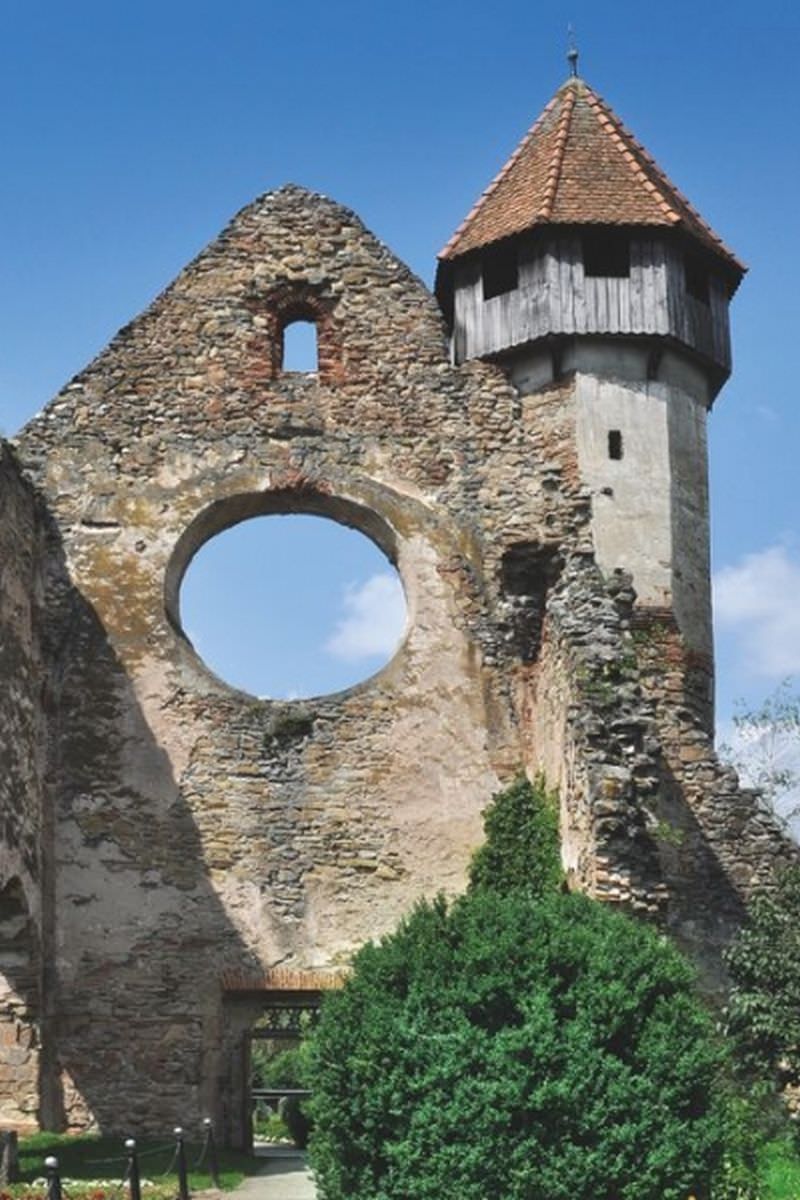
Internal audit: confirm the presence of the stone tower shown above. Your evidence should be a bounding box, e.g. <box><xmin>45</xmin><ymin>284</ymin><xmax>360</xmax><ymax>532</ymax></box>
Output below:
<box><xmin>0</xmin><ymin>76</ymin><xmax>793</xmax><ymax>1141</ymax></box>
<box><xmin>435</xmin><ymin>73</ymin><xmax>745</xmax><ymax>733</ymax></box>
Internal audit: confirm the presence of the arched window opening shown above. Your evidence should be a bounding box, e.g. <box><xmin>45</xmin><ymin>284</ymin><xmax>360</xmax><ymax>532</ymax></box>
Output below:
<box><xmin>281</xmin><ymin>319</ymin><xmax>318</xmax><ymax>373</ymax></box>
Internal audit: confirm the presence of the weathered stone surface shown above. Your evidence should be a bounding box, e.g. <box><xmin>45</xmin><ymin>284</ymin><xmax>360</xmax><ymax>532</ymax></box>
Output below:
<box><xmin>0</xmin><ymin>447</ymin><xmax>45</xmax><ymax>1130</ymax></box>
<box><xmin>0</xmin><ymin>184</ymin><xmax>794</xmax><ymax>1142</ymax></box>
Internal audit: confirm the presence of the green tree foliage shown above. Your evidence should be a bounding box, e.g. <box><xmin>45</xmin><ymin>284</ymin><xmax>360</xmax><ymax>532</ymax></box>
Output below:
<box><xmin>468</xmin><ymin>774</ymin><xmax>563</xmax><ymax>898</ymax></box>
<box><xmin>725</xmin><ymin>866</ymin><xmax>800</xmax><ymax>1082</ymax></box>
<box><xmin>251</xmin><ymin>1043</ymin><xmax>312</xmax><ymax>1148</ymax></box>
<box><xmin>308</xmin><ymin>889</ymin><xmax>727</xmax><ymax>1200</ymax></box>
<box><xmin>251</xmin><ymin>1043</ymin><xmax>306</xmax><ymax>1088</ymax></box>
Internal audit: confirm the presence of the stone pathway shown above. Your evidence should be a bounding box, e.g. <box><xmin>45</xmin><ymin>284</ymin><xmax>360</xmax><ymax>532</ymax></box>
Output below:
<box><xmin>235</xmin><ymin>1149</ymin><xmax>316</xmax><ymax>1200</ymax></box>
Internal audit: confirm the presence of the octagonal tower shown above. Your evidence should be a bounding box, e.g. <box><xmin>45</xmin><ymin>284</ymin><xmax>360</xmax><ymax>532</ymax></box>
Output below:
<box><xmin>436</xmin><ymin>74</ymin><xmax>745</xmax><ymax>730</ymax></box>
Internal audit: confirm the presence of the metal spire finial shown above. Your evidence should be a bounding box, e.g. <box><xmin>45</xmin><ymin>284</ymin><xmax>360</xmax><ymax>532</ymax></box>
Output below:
<box><xmin>567</xmin><ymin>24</ymin><xmax>579</xmax><ymax>77</ymax></box>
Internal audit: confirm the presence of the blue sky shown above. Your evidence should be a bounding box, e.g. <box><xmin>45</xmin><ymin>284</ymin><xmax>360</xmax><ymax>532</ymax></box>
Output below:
<box><xmin>1</xmin><ymin>0</ymin><xmax>799</xmax><ymax>726</ymax></box>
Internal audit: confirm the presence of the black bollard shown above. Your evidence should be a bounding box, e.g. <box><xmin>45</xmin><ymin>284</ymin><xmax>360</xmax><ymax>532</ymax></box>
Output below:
<box><xmin>44</xmin><ymin>1155</ymin><xmax>62</xmax><ymax>1200</ymax></box>
<box><xmin>174</xmin><ymin>1127</ymin><xmax>190</xmax><ymax>1200</ymax></box>
<box><xmin>203</xmin><ymin>1118</ymin><xmax>220</xmax><ymax>1189</ymax></box>
<box><xmin>125</xmin><ymin>1138</ymin><xmax>141</xmax><ymax>1200</ymax></box>
<box><xmin>0</xmin><ymin>1131</ymin><xmax>18</xmax><ymax>1185</ymax></box>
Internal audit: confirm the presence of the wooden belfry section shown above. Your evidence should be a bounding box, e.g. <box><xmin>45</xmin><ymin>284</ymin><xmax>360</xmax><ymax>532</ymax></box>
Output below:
<box><xmin>0</xmin><ymin>69</ymin><xmax>793</xmax><ymax>1141</ymax></box>
<box><xmin>435</xmin><ymin>76</ymin><xmax>741</xmax><ymax>390</ymax></box>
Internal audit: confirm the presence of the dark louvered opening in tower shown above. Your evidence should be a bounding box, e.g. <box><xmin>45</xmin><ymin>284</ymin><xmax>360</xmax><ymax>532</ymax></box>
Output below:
<box><xmin>583</xmin><ymin>231</ymin><xmax>630</xmax><ymax>278</ymax></box>
<box><xmin>482</xmin><ymin>244</ymin><xmax>519</xmax><ymax>300</ymax></box>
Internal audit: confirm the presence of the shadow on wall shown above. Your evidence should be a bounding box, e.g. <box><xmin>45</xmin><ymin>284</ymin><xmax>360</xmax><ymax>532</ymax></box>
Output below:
<box><xmin>655</xmin><ymin>762</ymin><xmax>748</xmax><ymax>988</ymax></box>
<box><xmin>0</xmin><ymin>879</ymin><xmax>40</xmax><ymax>1130</ymax></box>
<box><xmin>28</xmin><ymin>516</ymin><xmax>267</xmax><ymax>1142</ymax></box>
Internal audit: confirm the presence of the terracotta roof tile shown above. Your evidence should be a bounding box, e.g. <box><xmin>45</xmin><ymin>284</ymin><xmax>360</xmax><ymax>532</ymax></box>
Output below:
<box><xmin>439</xmin><ymin>78</ymin><xmax>744</xmax><ymax>274</ymax></box>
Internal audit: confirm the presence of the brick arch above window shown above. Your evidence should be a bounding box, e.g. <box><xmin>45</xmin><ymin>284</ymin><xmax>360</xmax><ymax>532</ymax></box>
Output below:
<box><xmin>260</xmin><ymin>283</ymin><xmax>344</xmax><ymax>383</ymax></box>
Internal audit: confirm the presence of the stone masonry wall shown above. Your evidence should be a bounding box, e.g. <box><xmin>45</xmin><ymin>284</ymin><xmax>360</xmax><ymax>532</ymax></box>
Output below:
<box><xmin>633</xmin><ymin>614</ymin><xmax>797</xmax><ymax>976</ymax></box>
<box><xmin>14</xmin><ymin>186</ymin><xmax>592</xmax><ymax>1137</ymax></box>
<box><xmin>5</xmin><ymin>183</ymin><xmax>795</xmax><ymax>1137</ymax></box>
<box><xmin>527</xmin><ymin>553</ymin><xmax>796</xmax><ymax>988</ymax></box>
<box><xmin>0</xmin><ymin>443</ymin><xmax>46</xmax><ymax>1129</ymax></box>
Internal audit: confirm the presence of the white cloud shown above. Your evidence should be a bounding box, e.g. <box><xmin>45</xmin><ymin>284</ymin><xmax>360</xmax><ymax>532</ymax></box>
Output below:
<box><xmin>717</xmin><ymin>713</ymin><xmax>800</xmax><ymax>838</ymax></box>
<box><xmin>713</xmin><ymin>545</ymin><xmax>800</xmax><ymax>678</ymax></box>
<box><xmin>324</xmin><ymin>572</ymin><xmax>406</xmax><ymax>662</ymax></box>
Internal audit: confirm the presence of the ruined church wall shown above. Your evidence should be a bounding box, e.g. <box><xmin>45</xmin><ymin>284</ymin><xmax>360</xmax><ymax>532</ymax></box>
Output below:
<box><xmin>0</xmin><ymin>442</ymin><xmax>46</xmax><ymax>1128</ymax></box>
<box><xmin>14</xmin><ymin>188</ymin><xmax>591</xmax><ymax>1135</ymax></box>
<box><xmin>7</xmin><ymin>182</ymin><xmax>792</xmax><ymax>1135</ymax></box>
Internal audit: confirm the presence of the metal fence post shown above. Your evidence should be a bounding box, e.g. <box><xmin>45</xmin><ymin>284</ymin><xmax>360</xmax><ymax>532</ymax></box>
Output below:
<box><xmin>44</xmin><ymin>1155</ymin><xmax>62</xmax><ymax>1200</ymax></box>
<box><xmin>125</xmin><ymin>1138</ymin><xmax>141</xmax><ymax>1200</ymax></box>
<box><xmin>0</xmin><ymin>1131</ymin><xmax>18</xmax><ymax>1185</ymax></box>
<box><xmin>203</xmin><ymin>1118</ymin><xmax>220</xmax><ymax>1189</ymax></box>
<box><xmin>174</xmin><ymin>1126</ymin><xmax>190</xmax><ymax>1200</ymax></box>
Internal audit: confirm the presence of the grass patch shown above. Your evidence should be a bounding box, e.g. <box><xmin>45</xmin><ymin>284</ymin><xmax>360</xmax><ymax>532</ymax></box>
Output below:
<box><xmin>12</xmin><ymin>1132</ymin><xmax>261</xmax><ymax>1198</ymax></box>
<box><xmin>759</xmin><ymin>1136</ymin><xmax>800</xmax><ymax>1200</ymax></box>
<box><xmin>253</xmin><ymin>1113</ymin><xmax>292</xmax><ymax>1144</ymax></box>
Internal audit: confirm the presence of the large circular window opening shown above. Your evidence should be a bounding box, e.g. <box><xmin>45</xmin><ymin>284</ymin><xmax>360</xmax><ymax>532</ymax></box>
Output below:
<box><xmin>178</xmin><ymin>513</ymin><xmax>407</xmax><ymax>699</ymax></box>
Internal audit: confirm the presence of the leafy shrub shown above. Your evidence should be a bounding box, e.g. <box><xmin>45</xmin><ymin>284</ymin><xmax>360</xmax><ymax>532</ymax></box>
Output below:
<box><xmin>725</xmin><ymin>866</ymin><xmax>800</xmax><ymax>1082</ymax></box>
<box><xmin>252</xmin><ymin>1043</ymin><xmax>306</xmax><ymax>1088</ymax></box>
<box><xmin>308</xmin><ymin>889</ymin><xmax>727</xmax><ymax>1200</ymax></box>
<box><xmin>252</xmin><ymin>1043</ymin><xmax>311</xmax><ymax>1147</ymax></box>
<box><xmin>468</xmin><ymin>773</ymin><xmax>563</xmax><ymax>898</ymax></box>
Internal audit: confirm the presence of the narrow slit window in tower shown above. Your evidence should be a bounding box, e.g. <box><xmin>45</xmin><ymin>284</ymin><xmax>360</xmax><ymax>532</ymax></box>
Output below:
<box><xmin>608</xmin><ymin>430</ymin><xmax>623</xmax><ymax>460</ymax></box>
<box><xmin>282</xmin><ymin>319</ymin><xmax>318</xmax><ymax>372</ymax></box>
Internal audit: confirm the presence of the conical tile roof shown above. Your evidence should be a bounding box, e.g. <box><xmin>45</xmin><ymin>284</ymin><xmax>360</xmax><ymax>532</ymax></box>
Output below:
<box><xmin>439</xmin><ymin>77</ymin><xmax>744</xmax><ymax>275</ymax></box>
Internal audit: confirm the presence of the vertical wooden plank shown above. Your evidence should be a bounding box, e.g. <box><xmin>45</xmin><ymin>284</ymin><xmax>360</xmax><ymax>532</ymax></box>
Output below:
<box><xmin>571</xmin><ymin>235</ymin><xmax>587</xmax><ymax>334</ymax></box>
<box><xmin>664</xmin><ymin>241</ymin><xmax>683</xmax><ymax>341</ymax></box>
<box><xmin>517</xmin><ymin>238</ymin><xmax>537</xmax><ymax>346</ymax></box>
<box><xmin>617</xmin><ymin>277</ymin><xmax>631</xmax><ymax>332</ymax></box>
<box><xmin>611</xmin><ymin>277</ymin><xmax>624</xmax><ymax>333</ymax></box>
<box><xmin>630</xmin><ymin>240</ymin><xmax>644</xmax><ymax>332</ymax></box>
<box><xmin>596</xmin><ymin>276</ymin><xmax>609</xmax><ymax>330</ymax></box>
<box><xmin>546</xmin><ymin>242</ymin><xmax>561</xmax><ymax>335</ymax></box>
<box><xmin>584</xmin><ymin>276</ymin><xmax>596</xmax><ymax>329</ymax></box>
<box><xmin>709</xmin><ymin>278</ymin><xmax>731</xmax><ymax>371</ymax></box>
<box><xmin>453</xmin><ymin>262</ymin><xmax>482</xmax><ymax>362</ymax></box>
<box><xmin>651</xmin><ymin>240</ymin><xmax>670</xmax><ymax>335</ymax></box>
<box><xmin>503</xmin><ymin>291</ymin><xmax>518</xmax><ymax>351</ymax></box>
<box><xmin>486</xmin><ymin>296</ymin><xmax>500</xmax><ymax>355</ymax></box>
<box><xmin>532</xmin><ymin>241</ymin><xmax>550</xmax><ymax>338</ymax></box>
<box><xmin>558</xmin><ymin>239</ymin><xmax>574</xmax><ymax>333</ymax></box>
<box><xmin>641</xmin><ymin>240</ymin><xmax>656</xmax><ymax>335</ymax></box>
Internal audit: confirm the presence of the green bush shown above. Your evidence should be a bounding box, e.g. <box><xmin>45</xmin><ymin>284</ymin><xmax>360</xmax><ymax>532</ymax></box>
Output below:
<box><xmin>468</xmin><ymin>774</ymin><xmax>563</xmax><ymax>898</ymax></box>
<box><xmin>308</xmin><ymin>889</ymin><xmax>727</xmax><ymax>1200</ymax></box>
<box><xmin>252</xmin><ymin>1043</ymin><xmax>306</xmax><ymax>1088</ymax></box>
<box><xmin>252</xmin><ymin>1043</ymin><xmax>312</xmax><ymax>1147</ymax></box>
<box><xmin>725</xmin><ymin>866</ymin><xmax>800</xmax><ymax>1084</ymax></box>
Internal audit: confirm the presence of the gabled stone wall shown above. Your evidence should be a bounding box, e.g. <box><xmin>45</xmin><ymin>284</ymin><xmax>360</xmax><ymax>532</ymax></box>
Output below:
<box><xmin>12</xmin><ymin>187</ymin><xmax>593</xmax><ymax>1136</ymax></box>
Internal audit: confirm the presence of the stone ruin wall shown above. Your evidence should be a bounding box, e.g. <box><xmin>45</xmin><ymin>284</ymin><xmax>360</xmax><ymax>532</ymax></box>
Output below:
<box><xmin>0</xmin><ymin>444</ymin><xmax>46</xmax><ymax>1129</ymax></box>
<box><xmin>1</xmin><ymin>185</ymin><xmax>795</xmax><ymax>1137</ymax></box>
<box><xmin>527</xmin><ymin>555</ymin><xmax>795</xmax><ymax>982</ymax></box>
<box><xmin>12</xmin><ymin>187</ymin><xmax>595</xmax><ymax>1136</ymax></box>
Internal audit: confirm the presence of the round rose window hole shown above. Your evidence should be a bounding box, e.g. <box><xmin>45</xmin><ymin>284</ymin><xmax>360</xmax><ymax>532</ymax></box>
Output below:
<box><xmin>178</xmin><ymin>513</ymin><xmax>407</xmax><ymax>699</ymax></box>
